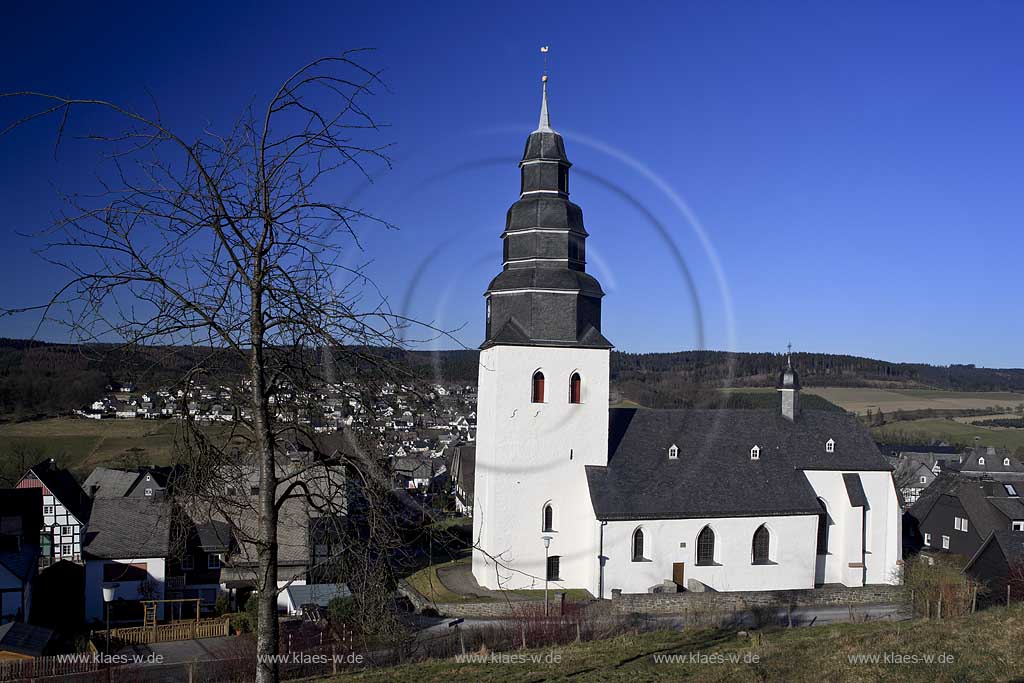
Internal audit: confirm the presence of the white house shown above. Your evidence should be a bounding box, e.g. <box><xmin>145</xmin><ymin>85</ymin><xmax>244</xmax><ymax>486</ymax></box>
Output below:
<box><xmin>471</xmin><ymin>77</ymin><xmax>902</xmax><ymax>597</ymax></box>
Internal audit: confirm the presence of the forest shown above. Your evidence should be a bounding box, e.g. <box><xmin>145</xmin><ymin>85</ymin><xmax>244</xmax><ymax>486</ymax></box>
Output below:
<box><xmin>1</xmin><ymin>338</ymin><xmax>1022</xmax><ymax>418</ymax></box>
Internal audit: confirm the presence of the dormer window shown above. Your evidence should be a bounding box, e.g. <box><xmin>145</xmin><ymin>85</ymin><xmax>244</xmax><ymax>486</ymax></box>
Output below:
<box><xmin>1005</xmin><ymin>484</ymin><xmax>1018</xmax><ymax>497</ymax></box>
<box><xmin>825</xmin><ymin>439</ymin><xmax>835</xmax><ymax>453</ymax></box>
<box><xmin>750</xmin><ymin>445</ymin><xmax>760</xmax><ymax>460</ymax></box>
<box><xmin>1003</xmin><ymin>458</ymin><xmax>1011</xmax><ymax>467</ymax></box>
<box><xmin>668</xmin><ymin>444</ymin><xmax>679</xmax><ymax>460</ymax></box>
<box><xmin>978</xmin><ymin>457</ymin><xmax>985</xmax><ymax>466</ymax></box>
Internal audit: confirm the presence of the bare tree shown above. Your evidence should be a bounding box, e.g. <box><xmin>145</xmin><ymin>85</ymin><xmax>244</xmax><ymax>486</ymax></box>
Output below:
<box><xmin>2</xmin><ymin>50</ymin><xmax>434</xmax><ymax>682</ymax></box>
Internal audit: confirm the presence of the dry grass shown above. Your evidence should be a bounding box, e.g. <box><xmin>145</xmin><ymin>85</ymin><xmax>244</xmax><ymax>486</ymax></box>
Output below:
<box><xmin>337</xmin><ymin>604</ymin><xmax>1024</xmax><ymax>682</ymax></box>
<box><xmin>805</xmin><ymin>388</ymin><xmax>1024</xmax><ymax>416</ymax></box>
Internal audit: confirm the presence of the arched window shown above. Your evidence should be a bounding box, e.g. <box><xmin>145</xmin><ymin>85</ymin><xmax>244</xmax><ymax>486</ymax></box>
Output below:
<box><xmin>750</xmin><ymin>445</ymin><xmax>760</xmax><ymax>460</ymax></box>
<box><xmin>532</xmin><ymin>371</ymin><xmax>545</xmax><ymax>403</ymax></box>
<box><xmin>569</xmin><ymin>372</ymin><xmax>582</xmax><ymax>404</ymax></box>
<box><xmin>825</xmin><ymin>439</ymin><xmax>835</xmax><ymax>453</ymax></box>
<box><xmin>1004</xmin><ymin>458</ymin><xmax>1011</xmax><ymax>467</ymax></box>
<box><xmin>632</xmin><ymin>528</ymin><xmax>645</xmax><ymax>561</ymax></box>
<box><xmin>816</xmin><ymin>498</ymin><xmax>829</xmax><ymax>554</ymax></box>
<box><xmin>978</xmin><ymin>457</ymin><xmax>985</xmax><ymax>466</ymax></box>
<box><xmin>752</xmin><ymin>525</ymin><xmax>770</xmax><ymax>564</ymax></box>
<box><xmin>542</xmin><ymin>503</ymin><xmax>554</xmax><ymax>532</ymax></box>
<box><xmin>696</xmin><ymin>526</ymin><xmax>715</xmax><ymax>566</ymax></box>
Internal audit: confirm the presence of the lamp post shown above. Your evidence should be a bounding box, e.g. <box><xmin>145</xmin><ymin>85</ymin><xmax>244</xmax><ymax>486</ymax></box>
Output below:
<box><xmin>101</xmin><ymin>583</ymin><xmax>119</xmax><ymax>657</ymax></box>
<box><xmin>541</xmin><ymin>536</ymin><xmax>552</xmax><ymax>616</ymax></box>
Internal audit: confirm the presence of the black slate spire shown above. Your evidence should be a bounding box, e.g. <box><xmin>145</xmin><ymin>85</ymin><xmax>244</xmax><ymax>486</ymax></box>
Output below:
<box><xmin>482</xmin><ymin>76</ymin><xmax>612</xmax><ymax>350</ymax></box>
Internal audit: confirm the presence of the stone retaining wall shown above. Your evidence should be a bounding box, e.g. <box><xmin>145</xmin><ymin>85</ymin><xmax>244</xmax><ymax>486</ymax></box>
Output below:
<box><xmin>400</xmin><ymin>578</ymin><xmax>907</xmax><ymax>619</ymax></box>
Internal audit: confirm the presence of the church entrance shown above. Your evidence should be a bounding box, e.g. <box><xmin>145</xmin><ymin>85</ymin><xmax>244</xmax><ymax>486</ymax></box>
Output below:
<box><xmin>672</xmin><ymin>562</ymin><xmax>685</xmax><ymax>590</ymax></box>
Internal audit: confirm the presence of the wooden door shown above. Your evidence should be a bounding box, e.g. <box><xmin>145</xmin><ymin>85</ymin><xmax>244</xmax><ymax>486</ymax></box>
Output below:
<box><xmin>672</xmin><ymin>562</ymin><xmax>685</xmax><ymax>587</ymax></box>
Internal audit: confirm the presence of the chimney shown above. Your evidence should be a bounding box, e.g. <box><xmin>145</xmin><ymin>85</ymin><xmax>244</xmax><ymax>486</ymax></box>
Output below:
<box><xmin>778</xmin><ymin>351</ymin><xmax>801</xmax><ymax>422</ymax></box>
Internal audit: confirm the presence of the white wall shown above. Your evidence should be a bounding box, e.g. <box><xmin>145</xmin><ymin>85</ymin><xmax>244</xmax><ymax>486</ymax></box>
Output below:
<box><xmin>802</xmin><ymin>470</ymin><xmax>901</xmax><ymax>588</ymax></box>
<box><xmin>472</xmin><ymin>345</ymin><xmax>609</xmax><ymax>591</ymax></box>
<box><xmin>84</xmin><ymin>557</ymin><xmax>167</xmax><ymax>622</ymax></box>
<box><xmin>599</xmin><ymin>515</ymin><xmax>818</xmax><ymax>595</ymax></box>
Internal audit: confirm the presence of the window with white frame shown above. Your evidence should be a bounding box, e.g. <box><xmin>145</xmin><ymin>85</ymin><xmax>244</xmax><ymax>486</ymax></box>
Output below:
<box><xmin>924</xmin><ymin>533</ymin><xmax>931</xmax><ymax>546</ymax></box>
<box><xmin>1012</xmin><ymin>521</ymin><xmax>1024</xmax><ymax>532</ymax></box>
<box><xmin>920</xmin><ymin>476</ymin><xmax>927</xmax><ymax>484</ymax></box>
<box><xmin>43</xmin><ymin>506</ymin><xmax>53</xmax><ymax>515</ymax></box>
<box><xmin>207</xmin><ymin>553</ymin><xmax>221</xmax><ymax>569</ymax></box>
<box><xmin>1004</xmin><ymin>458</ymin><xmax>1011</xmax><ymax>467</ymax></box>
<box><xmin>62</xmin><ymin>526</ymin><xmax>73</xmax><ymax>535</ymax></box>
<box><xmin>978</xmin><ymin>457</ymin><xmax>986</xmax><ymax>466</ymax></box>
<box><xmin>61</xmin><ymin>544</ymin><xmax>72</xmax><ymax>555</ymax></box>
<box><xmin>1006</xmin><ymin>484</ymin><xmax>1019</xmax><ymax>497</ymax></box>
<box><xmin>954</xmin><ymin>516</ymin><xmax>969</xmax><ymax>532</ymax></box>
<box><xmin>145</xmin><ymin>488</ymin><xmax>153</xmax><ymax>496</ymax></box>
<box><xmin>941</xmin><ymin>535</ymin><xmax>950</xmax><ymax>549</ymax></box>
<box><xmin>750</xmin><ymin>445</ymin><xmax>760</xmax><ymax>460</ymax></box>
<box><xmin>668</xmin><ymin>444</ymin><xmax>678</xmax><ymax>460</ymax></box>
<box><xmin>825</xmin><ymin>439</ymin><xmax>835</xmax><ymax>453</ymax></box>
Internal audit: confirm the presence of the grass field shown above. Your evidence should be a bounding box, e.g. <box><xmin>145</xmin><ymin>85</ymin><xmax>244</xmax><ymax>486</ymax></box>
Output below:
<box><xmin>804</xmin><ymin>387</ymin><xmax>1024</xmax><ymax>416</ymax></box>
<box><xmin>871</xmin><ymin>418</ymin><xmax>1024</xmax><ymax>451</ymax></box>
<box><xmin>339</xmin><ymin>604</ymin><xmax>1023</xmax><ymax>682</ymax></box>
<box><xmin>0</xmin><ymin>417</ymin><xmax>219</xmax><ymax>476</ymax></box>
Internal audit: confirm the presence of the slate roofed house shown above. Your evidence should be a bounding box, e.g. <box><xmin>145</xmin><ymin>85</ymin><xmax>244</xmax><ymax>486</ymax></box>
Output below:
<box><xmin>0</xmin><ymin>489</ymin><xmax>42</xmax><ymax>622</ymax></box>
<box><xmin>963</xmin><ymin>530</ymin><xmax>1024</xmax><ymax>605</ymax></box>
<box><xmin>17</xmin><ymin>459</ymin><xmax>90</xmax><ymax>565</ymax></box>
<box><xmin>448</xmin><ymin>444</ymin><xmax>476</xmax><ymax>515</ymax></box>
<box><xmin>82</xmin><ymin>497</ymin><xmax>172</xmax><ymax>623</ymax></box>
<box><xmin>908</xmin><ymin>471</ymin><xmax>1024</xmax><ymax>559</ymax></box>
<box><xmin>83</xmin><ymin>467</ymin><xmax>176</xmax><ymax>500</ymax></box>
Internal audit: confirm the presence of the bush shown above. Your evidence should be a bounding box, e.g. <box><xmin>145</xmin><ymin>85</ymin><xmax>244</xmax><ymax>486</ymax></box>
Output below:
<box><xmin>327</xmin><ymin>596</ymin><xmax>357</xmax><ymax>625</ymax></box>
<box><xmin>904</xmin><ymin>554</ymin><xmax>983</xmax><ymax>617</ymax></box>
<box><xmin>231</xmin><ymin>594</ymin><xmax>260</xmax><ymax>634</ymax></box>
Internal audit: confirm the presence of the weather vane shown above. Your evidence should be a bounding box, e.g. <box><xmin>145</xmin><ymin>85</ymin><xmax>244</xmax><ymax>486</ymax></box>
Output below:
<box><xmin>540</xmin><ymin>45</ymin><xmax>549</xmax><ymax>81</ymax></box>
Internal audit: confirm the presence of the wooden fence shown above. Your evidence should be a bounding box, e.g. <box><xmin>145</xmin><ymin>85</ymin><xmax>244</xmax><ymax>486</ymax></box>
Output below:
<box><xmin>0</xmin><ymin>655</ymin><xmax>107</xmax><ymax>682</ymax></box>
<box><xmin>96</xmin><ymin>617</ymin><xmax>231</xmax><ymax>645</ymax></box>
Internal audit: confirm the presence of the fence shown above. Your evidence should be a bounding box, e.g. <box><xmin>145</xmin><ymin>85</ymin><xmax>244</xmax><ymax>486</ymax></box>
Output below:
<box><xmin>0</xmin><ymin>656</ymin><xmax>107</xmax><ymax>683</ymax></box>
<box><xmin>95</xmin><ymin>617</ymin><xmax>231</xmax><ymax>645</ymax></box>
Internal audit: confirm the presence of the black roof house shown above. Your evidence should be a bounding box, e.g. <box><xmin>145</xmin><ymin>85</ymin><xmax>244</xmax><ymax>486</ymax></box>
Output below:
<box><xmin>482</xmin><ymin>75</ymin><xmax>611</xmax><ymax>350</ymax></box>
<box><xmin>23</xmin><ymin>459</ymin><xmax>90</xmax><ymax>523</ymax></box>
<box><xmin>586</xmin><ymin>405</ymin><xmax>891</xmax><ymax>521</ymax></box>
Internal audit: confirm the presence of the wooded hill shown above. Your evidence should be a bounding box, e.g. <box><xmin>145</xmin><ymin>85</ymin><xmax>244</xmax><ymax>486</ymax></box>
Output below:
<box><xmin>0</xmin><ymin>338</ymin><xmax>1021</xmax><ymax>417</ymax></box>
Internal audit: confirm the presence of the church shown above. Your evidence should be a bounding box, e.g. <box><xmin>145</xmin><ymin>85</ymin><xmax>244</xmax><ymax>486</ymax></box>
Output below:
<box><xmin>470</xmin><ymin>75</ymin><xmax>902</xmax><ymax>597</ymax></box>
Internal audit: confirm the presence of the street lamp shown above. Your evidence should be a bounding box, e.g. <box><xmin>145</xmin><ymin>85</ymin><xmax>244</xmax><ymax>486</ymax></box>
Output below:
<box><xmin>541</xmin><ymin>536</ymin><xmax>552</xmax><ymax>616</ymax></box>
<box><xmin>102</xmin><ymin>583</ymin><xmax>119</xmax><ymax>657</ymax></box>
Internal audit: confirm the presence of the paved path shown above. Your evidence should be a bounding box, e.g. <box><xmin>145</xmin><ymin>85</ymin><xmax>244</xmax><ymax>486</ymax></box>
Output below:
<box><xmin>436</xmin><ymin>561</ymin><xmax>532</xmax><ymax>601</ymax></box>
<box><xmin>116</xmin><ymin>636</ymin><xmax>242</xmax><ymax>664</ymax></box>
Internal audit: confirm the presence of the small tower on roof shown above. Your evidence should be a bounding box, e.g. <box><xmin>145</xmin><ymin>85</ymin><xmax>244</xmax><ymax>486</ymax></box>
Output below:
<box><xmin>778</xmin><ymin>344</ymin><xmax>801</xmax><ymax>421</ymax></box>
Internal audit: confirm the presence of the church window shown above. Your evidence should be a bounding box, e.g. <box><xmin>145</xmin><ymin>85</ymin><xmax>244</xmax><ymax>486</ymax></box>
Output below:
<box><xmin>632</xmin><ymin>528</ymin><xmax>645</xmax><ymax>561</ymax></box>
<box><xmin>569</xmin><ymin>373</ymin><xmax>582</xmax><ymax>404</ymax></box>
<box><xmin>752</xmin><ymin>525</ymin><xmax>770</xmax><ymax>564</ymax></box>
<box><xmin>546</xmin><ymin>555</ymin><xmax>560</xmax><ymax>581</ymax></box>
<box><xmin>978</xmin><ymin>457</ymin><xmax>985</xmax><ymax>466</ymax></box>
<box><xmin>750</xmin><ymin>445</ymin><xmax>760</xmax><ymax>460</ymax></box>
<box><xmin>696</xmin><ymin>526</ymin><xmax>715</xmax><ymax>566</ymax></box>
<box><xmin>816</xmin><ymin>498</ymin><xmax>829</xmax><ymax>554</ymax></box>
<box><xmin>668</xmin><ymin>444</ymin><xmax>678</xmax><ymax>460</ymax></box>
<box><xmin>825</xmin><ymin>439</ymin><xmax>835</xmax><ymax>453</ymax></box>
<box><xmin>532</xmin><ymin>371</ymin><xmax>545</xmax><ymax>403</ymax></box>
<box><xmin>1003</xmin><ymin>458</ymin><xmax>1011</xmax><ymax>467</ymax></box>
<box><xmin>542</xmin><ymin>503</ymin><xmax>554</xmax><ymax>532</ymax></box>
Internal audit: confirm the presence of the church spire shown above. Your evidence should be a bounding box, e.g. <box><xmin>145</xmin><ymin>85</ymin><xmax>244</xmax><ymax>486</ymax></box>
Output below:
<box><xmin>536</xmin><ymin>75</ymin><xmax>553</xmax><ymax>133</ymax></box>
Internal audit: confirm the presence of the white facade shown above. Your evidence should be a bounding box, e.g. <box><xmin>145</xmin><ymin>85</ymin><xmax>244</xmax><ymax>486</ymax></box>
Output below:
<box><xmin>84</xmin><ymin>557</ymin><xmax>167</xmax><ymax>622</ymax></box>
<box><xmin>472</xmin><ymin>344</ymin><xmax>609</xmax><ymax>590</ymax></box>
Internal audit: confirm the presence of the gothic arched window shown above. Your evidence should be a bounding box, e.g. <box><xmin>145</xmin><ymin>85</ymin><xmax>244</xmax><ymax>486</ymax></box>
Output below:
<box><xmin>532</xmin><ymin>371</ymin><xmax>545</xmax><ymax>403</ymax></box>
<box><xmin>569</xmin><ymin>373</ymin><xmax>582</xmax><ymax>404</ymax></box>
<box><xmin>542</xmin><ymin>503</ymin><xmax>554</xmax><ymax>532</ymax></box>
<box><xmin>632</xmin><ymin>528</ymin><xmax>645</xmax><ymax>561</ymax></box>
<box><xmin>752</xmin><ymin>525</ymin><xmax>770</xmax><ymax>564</ymax></box>
<box><xmin>816</xmin><ymin>498</ymin><xmax>830</xmax><ymax>554</ymax></box>
<box><xmin>696</xmin><ymin>526</ymin><xmax>715</xmax><ymax>566</ymax></box>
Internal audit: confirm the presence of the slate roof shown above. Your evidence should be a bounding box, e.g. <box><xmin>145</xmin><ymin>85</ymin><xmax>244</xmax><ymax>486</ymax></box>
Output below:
<box><xmin>843</xmin><ymin>473</ymin><xmax>870</xmax><ymax>509</ymax></box>
<box><xmin>82</xmin><ymin>498</ymin><xmax>172</xmax><ymax>559</ymax></box>
<box><xmin>587</xmin><ymin>408</ymin><xmax>890</xmax><ymax>520</ymax></box>
<box><xmin>909</xmin><ymin>473</ymin><xmax>1021</xmax><ymax>541</ymax></box>
<box><xmin>0</xmin><ymin>544</ymin><xmax>40</xmax><ymax>581</ymax></box>
<box><xmin>83</xmin><ymin>467</ymin><xmax>139</xmax><ymax>498</ymax></box>
<box><xmin>25</xmin><ymin>459</ymin><xmax>91</xmax><ymax>522</ymax></box>
<box><xmin>0</xmin><ymin>622</ymin><xmax>55</xmax><ymax>657</ymax></box>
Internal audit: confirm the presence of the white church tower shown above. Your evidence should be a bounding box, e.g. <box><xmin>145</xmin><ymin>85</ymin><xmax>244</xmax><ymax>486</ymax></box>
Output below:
<box><xmin>472</xmin><ymin>75</ymin><xmax>612</xmax><ymax>590</ymax></box>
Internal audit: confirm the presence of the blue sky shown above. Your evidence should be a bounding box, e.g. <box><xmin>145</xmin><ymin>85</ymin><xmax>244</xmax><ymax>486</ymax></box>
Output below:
<box><xmin>1</xmin><ymin>1</ymin><xmax>1022</xmax><ymax>366</ymax></box>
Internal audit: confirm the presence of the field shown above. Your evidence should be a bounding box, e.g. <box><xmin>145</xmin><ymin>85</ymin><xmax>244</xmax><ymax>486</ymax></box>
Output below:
<box><xmin>0</xmin><ymin>417</ymin><xmax>216</xmax><ymax>476</ymax></box>
<box><xmin>339</xmin><ymin>604</ymin><xmax>1023</xmax><ymax>682</ymax></box>
<box><xmin>871</xmin><ymin>418</ymin><xmax>1024</xmax><ymax>451</ymax></box>
<box><xmin>803</xmin><ymin>387</ymin><xmax>1024</xmax><ymax>416</ymax></box>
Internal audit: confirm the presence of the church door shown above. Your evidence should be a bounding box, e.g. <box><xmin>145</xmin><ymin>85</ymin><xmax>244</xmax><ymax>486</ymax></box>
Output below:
<box><xmin>672</xmin><ymin>562</ymin><xmax>685</xmax><ymax>588</ymax></box>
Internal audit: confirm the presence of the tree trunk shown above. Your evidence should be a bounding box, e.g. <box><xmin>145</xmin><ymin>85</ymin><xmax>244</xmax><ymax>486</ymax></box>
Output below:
<box><xmin>251</xmin><ymin>294</ymin><xmax>280</xmax><ymax>683</ymax></box>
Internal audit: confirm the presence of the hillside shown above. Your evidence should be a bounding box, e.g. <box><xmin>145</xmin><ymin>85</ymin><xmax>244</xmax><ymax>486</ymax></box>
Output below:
<box><xmin>338</xmin><ymin>605</ymin><xmax>1023</xmax><ymax>682</ymax></box>
<box><xmin>0</xmin><ymin>338</ymin><xmax>1022</xmax><ymax>417</ymax></box>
